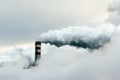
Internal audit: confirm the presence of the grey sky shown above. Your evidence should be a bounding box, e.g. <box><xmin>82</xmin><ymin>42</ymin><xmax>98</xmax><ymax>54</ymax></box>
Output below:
<box><xmin>0</xmin><ymin>0</ymin><xmax>113</xmax><ymax>46</ymax></box>
<box><xmin>107</xmin><ymin>0</ymin><xmax>120</xmax><ymax>25</ymax></box>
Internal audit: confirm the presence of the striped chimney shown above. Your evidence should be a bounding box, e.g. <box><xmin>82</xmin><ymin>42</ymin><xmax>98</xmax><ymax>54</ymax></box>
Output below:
<box><xmin>35</xmin><ymin>41</ymin><xmax>41</xmax><ymax>63</ymax></box>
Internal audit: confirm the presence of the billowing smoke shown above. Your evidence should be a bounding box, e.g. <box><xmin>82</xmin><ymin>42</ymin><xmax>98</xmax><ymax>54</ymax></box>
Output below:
<box><xmin>39</xmin><ymin>24</ymin><xmax>117</xmax><ymax>49</ymax></box>
<box><xmin>0</xmin><ymin>33</ymin><xmax>120</xmax><ymax>80</ymax></box>
<box><xmin>0</xmin><ymin>45</ymin><xmax>38</xmax><ymax>68</ymax></box>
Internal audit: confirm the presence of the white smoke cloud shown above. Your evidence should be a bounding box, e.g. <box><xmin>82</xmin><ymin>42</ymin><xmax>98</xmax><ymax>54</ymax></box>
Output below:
<box><xmin>0</xmin><ymin>24</ymin><xmax>120</xmax><ymax>80</ymax></box>
<box><xmin>39</xmin><ymin>24</ymin><xmax>118</xmax><ymax>49</ymax></box>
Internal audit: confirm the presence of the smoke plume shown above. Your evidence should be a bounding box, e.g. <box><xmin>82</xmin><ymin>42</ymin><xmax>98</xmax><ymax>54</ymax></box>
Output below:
<box><xmin>39</xmin><ymin>24</ymin><xmax>118</xmax><ymax>49</ymax></box>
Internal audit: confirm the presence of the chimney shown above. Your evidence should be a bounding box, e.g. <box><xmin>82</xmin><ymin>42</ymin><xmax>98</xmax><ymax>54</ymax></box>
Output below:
<box><xmin>35</xmin><ymin>41</ymin><xmax>41</xmax><ymax>63</ymax></box>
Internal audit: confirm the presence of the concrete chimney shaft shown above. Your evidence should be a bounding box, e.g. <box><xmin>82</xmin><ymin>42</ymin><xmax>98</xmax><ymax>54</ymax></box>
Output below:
<box><xmin>35</xmin><ymin>41</ymin><xmax>41</xmax><ymax>63</ymax></box>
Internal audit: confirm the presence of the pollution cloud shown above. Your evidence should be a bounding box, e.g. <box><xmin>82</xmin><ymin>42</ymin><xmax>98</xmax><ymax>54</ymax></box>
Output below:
<box><xmin>39</xmin><ymin>24</ymin><xmax>118</xmax><ymax>49</ymax></box>
<box><xmin>0</xmin><ymin>33</ymin><xmax>120</xmax><ymax>80</ymax></box>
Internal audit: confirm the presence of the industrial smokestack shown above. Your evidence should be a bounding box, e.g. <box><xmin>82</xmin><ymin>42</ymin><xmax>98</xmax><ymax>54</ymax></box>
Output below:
<box><xmin>35</xmin><ymin>41</ymin><xmax>41</xmax><ymax>64</ymax></box>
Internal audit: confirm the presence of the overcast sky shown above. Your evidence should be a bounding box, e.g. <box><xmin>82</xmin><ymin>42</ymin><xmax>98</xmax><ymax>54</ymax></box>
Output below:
<box><xmin>0</xmin><ymin>0</ymin><xmax>119</xmax><ymax>48</ymax></box>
